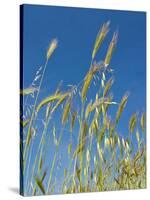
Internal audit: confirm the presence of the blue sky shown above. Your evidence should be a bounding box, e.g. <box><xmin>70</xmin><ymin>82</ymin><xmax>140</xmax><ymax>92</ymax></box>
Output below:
<box><xmin>23</xmin><ymin>4</ymin><xmax>146</xmax><ymax>135</ymax></box>
<box><xmin>22</xmin><ymin>4</ymin><xmax>146</xmax><ymax>194</ymax></box>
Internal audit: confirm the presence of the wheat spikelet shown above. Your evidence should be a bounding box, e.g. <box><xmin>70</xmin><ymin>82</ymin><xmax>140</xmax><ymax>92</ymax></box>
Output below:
<box><xmin>140</xmin><ymin>113</ymin><xmax>146</xmax><ymax>133</ymax></box>
<box><xmin>122</xmin><ymin>138</ymin><xmax>126</xmax><ymax>149</ymax></box>
<box><xmin>46</xmin><ymin>39</ymin><xmax>58</xmax><ymax>61</ymax></box>
<box><xmin>103</xmin><ymin>77</ymin><xmax>114</xmax><ymax>97</ymax></box>
<box><xmin>116</xmin><ymin>93</ymin><xmax>129</xmax><ymax>124</ymax></box>
<box><xmin>104</xmin><ymin>31</ymin><xmax>118</xmax><ymax>67</ymax></box>
<box><xmin>86</xmin><ymin>149</ymin><xmax>90</xmax><ymax>163</ymax></box>
<box><xmin>125</xmin><ymin>140</ymin><xmax>130</xmax><ymax>152</ymax></box>
<box><xmin>20</xmin><ymin>87</ymin><xmax>38</xmax><ymax>96</ymax></box>
<box><xmin>51</xmin><ymin>92</ymin><xmax>69</xmax><ymax>113</ymax></box>
<box><xmin>36</xmin><ymin>94</ymin><xmax>62</xmax><ymax>113</ymax></box>
<box><xmin>68</xmin><ymin>142</ymin><xmax>72</xmax><ymax>154</ymax></box>
<box><xmin>62</xmin><ymin>98</ymin><xmax>71</xmax><ymax>124</ymax></box>
<box><xmin>81</xmin><ymin>71</ymin><xmax>93</xmax><ymax>102</ymax></box>
<box><xmin>89</xmin><ymin>97</ymin><xmax>115</xmax><ymax>117</ymax></box>
<box><xmin>104</xmin><ymin>137</ymin><xmax>110</xmax><ymax>149</ymax></box>
<box><xmin>136</xmin><ymin>130</ymin><xmax>140</xmax><ymax>143</ymax></box>
<box><xmin>70</xmin><ymin>111</ymin><xmax>77</xmax><ymax>132</ymax></box>
<box><xmin>81</xmin><ymin>121</ymin><xmax>88</xmax><ymax>143</ymax></box>
<box><xmin>117</xmin><ymin>136</ymin><xmax>121</xmax><ymax>148</ymax></box>
<box><xmin>92</xmin><ymin>21</ymin><xmax>110</xmax><ymax>60</ymax></box>
<box><xmin>90</xmin><ymin>98</ymin><xmax>104</xmax><ymax>112</ymax></box>
<box><xmin>90</xmin><ymin>118</ymin><xmax>99</xmax><ymax>134</ymax></box>
<box><xmin>129</xmin><ymin>113</ymin><xmax>137</xmax><ymax>133</ymax></box>
<box><xmin>104</xmin><ymin>94</ymin><xmax>113</xmax><ymax>112</ymax></box>
<box><xmin>81</xmin><ymin>66</ymin><xmax>99</xmax><ymax>102</ymax></box>
<box><xmin>98</xmin><ymin>120</ymin><xmax>107</xmax><ymax>144</ymax></box>
<box><xmin>85</xmin><ymin>102</ymin><xmax>92</xmax><ymax>119</ymax></box>
<box><xmin>97</xmin><ymin>143</ymin><xmax>104</xmax><ymax>162</ymax></box>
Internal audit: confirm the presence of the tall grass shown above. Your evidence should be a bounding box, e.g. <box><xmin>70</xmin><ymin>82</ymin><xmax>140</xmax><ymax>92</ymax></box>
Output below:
<box><xmin>20</xmin><ymin>21</ymin><xmax>146</xmax><ymax>196</ymax></box>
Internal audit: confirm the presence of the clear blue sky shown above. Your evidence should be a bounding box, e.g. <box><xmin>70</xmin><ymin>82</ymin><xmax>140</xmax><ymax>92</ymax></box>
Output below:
<box><xmin>22</xmin><ymin>4</ymin><xmax>146</xmax><ymax>194</ymax></box>
<box><xmin>23</xmin><ymin>4</ymin><xmax>146</xmax><ymax>135</ymax></box>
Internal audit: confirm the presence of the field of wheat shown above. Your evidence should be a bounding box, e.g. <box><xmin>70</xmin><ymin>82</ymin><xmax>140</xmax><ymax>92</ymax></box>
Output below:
<box><xmin>20</xmin><ymin>20</ymin><xmax>146</xmax><ymax>196</ymax></box>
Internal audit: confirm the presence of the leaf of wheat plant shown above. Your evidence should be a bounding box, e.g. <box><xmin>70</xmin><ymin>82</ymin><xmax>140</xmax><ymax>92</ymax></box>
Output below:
<box><xmin>20</xmin><ymin>21</ymin><xmax>146</xmax><ymax>196</ymax></box>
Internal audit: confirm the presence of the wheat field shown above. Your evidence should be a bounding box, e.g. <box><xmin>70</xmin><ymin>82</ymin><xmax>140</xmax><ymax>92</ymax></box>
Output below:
<box><xmin>20</xmin><ymin>19</ymin><xmax>146</xmax><ymax>196</ymax></box>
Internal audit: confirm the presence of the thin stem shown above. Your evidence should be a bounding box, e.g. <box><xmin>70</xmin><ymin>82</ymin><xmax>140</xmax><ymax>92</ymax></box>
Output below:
<box><xmin>27</xmin><ymin>110</ymin><xmax>53</xmax><ymax>194</ymax></box>
<box><xmin>23</xmin><ymin>59</ymin><xmax>48</xmax><ymax>168</ymax></box>
<box><xmin>79</xmin><ymin>100</ymin><xmax>85</xmax><ymax>188</ymax></box>
<box><xmin>46</xmin><ymin>126</ymin><xmax>65</xmax><ymax>194</ymax></box>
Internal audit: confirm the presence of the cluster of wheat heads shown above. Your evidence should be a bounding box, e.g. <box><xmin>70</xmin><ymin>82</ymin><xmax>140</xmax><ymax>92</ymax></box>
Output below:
<box><xmin>20</xmin><ymin>21</ymin><xmax>146</xmax><ymax>196</ymax></box>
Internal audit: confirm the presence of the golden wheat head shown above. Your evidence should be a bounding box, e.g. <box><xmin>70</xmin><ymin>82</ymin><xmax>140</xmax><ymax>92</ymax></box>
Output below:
<box><xmin>47</xmin><ymin>39</ymin><xmax>58</xmax><ymax>61</ymax></box>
